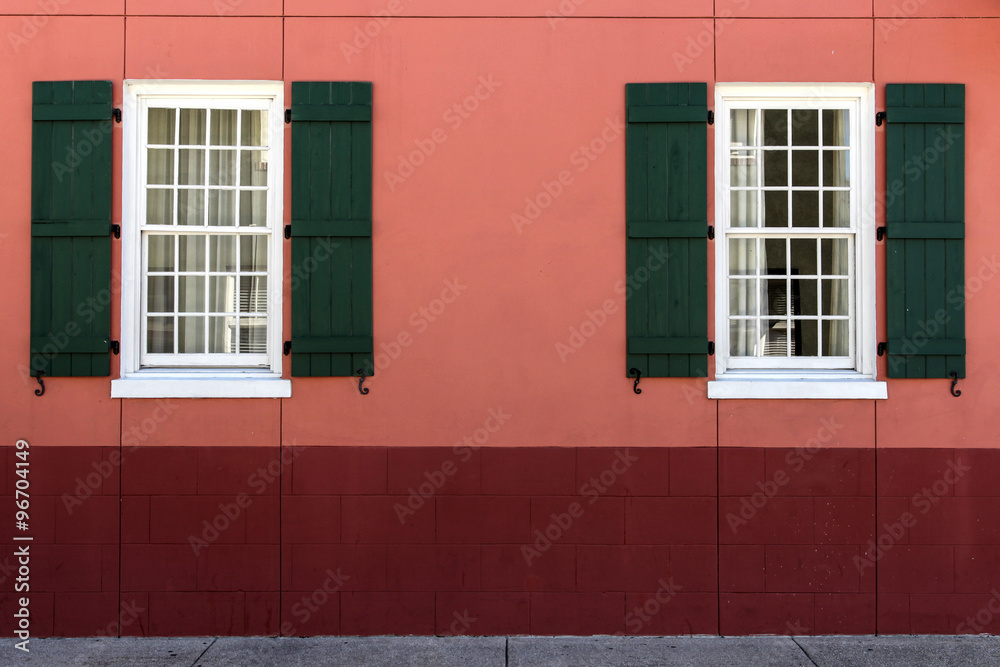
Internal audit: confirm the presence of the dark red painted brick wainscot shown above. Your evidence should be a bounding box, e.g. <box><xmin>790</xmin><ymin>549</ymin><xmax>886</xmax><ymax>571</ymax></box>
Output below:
<box><xmin>3</xmin><ymin>446</ymin><xmax>999</xmax><ymax>635</ymax></box>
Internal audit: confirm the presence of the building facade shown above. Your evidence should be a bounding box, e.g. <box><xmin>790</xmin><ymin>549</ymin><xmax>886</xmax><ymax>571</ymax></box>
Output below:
<box><xmin>2</xmin><ymin>0</ymin><xmax>1000</xmax><ymax>637</ymax></box>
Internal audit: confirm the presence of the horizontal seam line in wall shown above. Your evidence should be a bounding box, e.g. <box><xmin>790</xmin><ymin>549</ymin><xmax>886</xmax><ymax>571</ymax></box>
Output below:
<box><xmin>4</xmin><ymin>14</ymin><xmax>1000</xmax><ymax>19</ymax></box>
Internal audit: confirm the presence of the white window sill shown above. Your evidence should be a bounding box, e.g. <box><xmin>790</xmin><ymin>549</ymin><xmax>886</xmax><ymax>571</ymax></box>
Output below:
<box><xmin>112</xmin><ymin>373</ymin><xmax>291</xmax><ymax>399</ymax></box>
<box><xmin>708</xmin><ymin>376</ymin><xmax>887</xmax><ymax>400</ymax></box>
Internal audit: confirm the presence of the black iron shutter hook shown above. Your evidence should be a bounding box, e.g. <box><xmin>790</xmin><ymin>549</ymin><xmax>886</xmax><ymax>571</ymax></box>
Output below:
<box><xmin>628</xmin><ymin>368</ymin><xmax>642</xmax><ymax>395</ymax></box>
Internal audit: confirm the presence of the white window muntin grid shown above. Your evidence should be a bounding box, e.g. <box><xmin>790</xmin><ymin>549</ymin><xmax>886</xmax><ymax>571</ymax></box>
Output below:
<box><xmin>719</xmin><ymin>90</ymin><xmax>864</xmax><ymax>372</ymax></box>
<box><xmin>137</xmin><ymin>94</ymin><xmax>275</xmax><ymax>369</ymax></box>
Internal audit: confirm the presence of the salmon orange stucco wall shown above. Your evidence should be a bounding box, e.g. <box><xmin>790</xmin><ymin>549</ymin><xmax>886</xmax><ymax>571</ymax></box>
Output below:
<box><xmin>2</xmin><ymin>9</ymin><xmax>1000</xmax><ymax>448</ymax></box>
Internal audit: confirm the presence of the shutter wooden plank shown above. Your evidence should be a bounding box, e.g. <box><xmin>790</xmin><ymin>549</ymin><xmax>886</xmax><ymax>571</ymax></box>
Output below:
<box><xmin>625</xmin><ymin>86</ymin><xmax>650</xmax><ymax>378</ymax></box>
<box><xmin>885</xmin><ymin>83</ymin><xmax>965</xmax><ymax>379</ymax></box>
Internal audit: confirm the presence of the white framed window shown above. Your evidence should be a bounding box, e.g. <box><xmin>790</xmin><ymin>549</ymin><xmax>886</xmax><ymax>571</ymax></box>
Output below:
<box><xmin>112</xmin><ymin>81</ymin><xmax>290</xmax><ymax>398</ymax></box>
<box><xmin>708</xmin><ymin>83</ymin><xmax>885</xmax><ymax>399</ymax></box>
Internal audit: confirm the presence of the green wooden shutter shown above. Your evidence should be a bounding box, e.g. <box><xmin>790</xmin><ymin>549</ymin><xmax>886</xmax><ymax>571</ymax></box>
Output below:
<box><xmin>885</xmin><ymin>84</ymin><xmax>965</xmax><ymax>379</ymax></box>
<box><xmin>290</xmin><ymin>82</ymin><xmax>373</xmax><ymax>377</ymax></box>
<box><xmin>625</xmin><ymin>83</ymin><xmax>709</xmax><ymax>378</ymax></box>
<box><xmin>30</xmin><ymin>81</ymin><xmax>114</xmax><ymax>378</ymax></box>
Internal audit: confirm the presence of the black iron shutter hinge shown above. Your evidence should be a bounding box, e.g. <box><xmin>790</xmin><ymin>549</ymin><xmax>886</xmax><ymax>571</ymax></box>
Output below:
<box><xmin>285</xmin><ymin>109</ymin><xmax>292</xmax><ymax>124</ymax></box>
<box><xmin>707</xmin><ymin>110</ymin><xmax>715</xmax><ymax>125</ymax></box>
<box><xmin>876</xmin><ymin>111</ymin><xmax>886</xmax><ymax>127</ymax></box>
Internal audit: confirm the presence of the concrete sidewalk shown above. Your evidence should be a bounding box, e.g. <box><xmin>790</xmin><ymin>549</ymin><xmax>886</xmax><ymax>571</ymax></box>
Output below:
<box><xmin>8</xmin><ymin>635</ymin><xmax>1000</xmax><ymax>666</ymax></box>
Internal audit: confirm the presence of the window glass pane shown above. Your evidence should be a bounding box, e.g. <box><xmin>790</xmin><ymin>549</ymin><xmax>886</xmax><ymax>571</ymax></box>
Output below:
<box><xmin>209</xmin><ymin>316</ymin><xmax>237</xmax><ymax>353</ymax></box>
<box><xmin>210</xmin><ymin>276</ymin><xmax>237</xmax><ymax>313</ymax></box>
<box><xmin>210</xmin><ymin>236</ymin><xmax>236</xmax><ymax>271</ymax></box>
<box><xmin>178</xmin><ymin>235</ymin><xmax>205</xmax><ymax>272</ymax></box>
<box><xmin>792</xmin><ymin>191</ymin><xmax>819</xmax><ymax>227</ymax></box>
<box><xmin>765</xmin><ymin>279</ymin><xmax>787</xmax><ymax>316</ymax></box>
<box><xmin>209</xmin><ymin>190</ymin><xmax>236</xmax><ymax>226</ymax></box>
<box><xmin>147</xmin><ymin>276</ymin><xmax>173</xmax><ymax>312</ymax></box>
<box><xmin>823</xmin><ymin>320</ymin><xmax>849</xmax><ymax>356</ymax></box>
<box><xmin>178</xmin><ymin>149</ymin><xmax>205</xmax><ymax>185</ymax></box>
<box><xmin>791</xmin><ymin>109</ymin><xmax>819</xmax><ymax>146</ymax></box>
<box><xmin>764</xmin><ymin>238</ymin><xmax>787</xmax><ymax>270</ymax></box>
<box><xmin>210</xmin><ymin>109</ymin><xmax>237</xmax><ymax>146</ymax></box>
<box><xmin>209</xmin><ymin>150</ymin><xmax>237</xmax><ymax>186</ymax></box>
<box><xmin>798</xmin><ymin>320</ymin><xmax>818</xmax><ymax>356</ymax></box>
<box><xmin>763</xmin><ymin>110</ymin><xmax>787</xmax><ymax>146</ymax></box>
<box><xmin>146</xmin><ymin>189</ymin><xmax>173</xmax><ymax>225</ymax></box>
<box><xmin>730</xmin><ymin>150</ymin><xmax>757</xmax><ymax>186</ymax></box>
<box><xmin>178</xmin><ymin>316</ymin><xmax>206</xmax><ymax>353</ymax></box>
<box><xmin>178</xmin><ymin>276</ymin><xmax>205</xmax><ymax>313</ymax></box>
<box><xmin>178</xmin><ymin>189</ymin><xmax>205</xmax><ymax>226</ymax></box>
<box><xmin>822</xmin><ymin>109</ymin><xmax>850</xmax><ymax>147</ymax></box>
<box><xmin>729</xmin><ymin>239</ymin><xmax>757</xmax><ymax>275</ymax></box>
<box><xmin>147</xmin><ymin>235</ymin><xmax>174</xmax><ymax>272</ymax></box>
<box><xmin>241</xmin><ymin>110</ymin><xmax>268</xmax><ymax>147</ymax></box>
<box><xmin>764</xmin><ymin>191</ymin><xmax>788</xmax><ymax>227</ymax></box>
<box><xmin>730</xmin><ymin>319</ymin><xmax>756</xmax><ymax>357</ymax></box>
<box><xmin>763</xmin><ymin>150</ymin><xmax>787</xmax><ymax>186</ymax></box>
<box><xmin>146</xmin><ymin>149</ymin><xmax>174</xmax><ymax>185</ymax></box>
<box><xmin>792</xmin><ymin>150</ymin><xmax>819</xmax><ymax>186</ymax></box>
<box><xmin>147</xmin><ymin>108</ymin><xmax>176</xmax><ymax>145</ymax></box>
<box><xmin>763</xmin><ymin>320</ymin><xmax>788</xmax><ymax>356</ymax></box>
<box><xmin>823</xmin><ymin>191</ymin><xmax>850</xmax><ymax>228</ymax></box>
<box><xmin>730</xmin><ymin>109</ymin><xmax>757</xmax><ymax>146</ymax></box>
<box><xmin>824</xmin><ymin>150</ymin><xmax>850</xmax><ymax>187</ymax></box>
<box><xmin>822</xmin><ymin>279</ymin><xmax>850</xmax><ymax>316</ymax></box>
<box><xmin>240</xmin><ymin>276</ymin><xmax>267</xmax><ymax>313</ymax></box>
<box><xmin>240</xmin><ymin>191</ymin><xmax>268</xmax><ymax>227</ymax></box>
<box><xmin>790</xmin><ymin>239</ymin><xmax>817</xmax><ymax>275</ymax></box>
<box><xmin>729</xmin><ymin>279</ymin><xmax>756</xmax><ymax>316</ymax></box>
<box><xmin>240</xmin><ymin>317</ymin><xmax>267</xmax><ymax>353</ymax></box>
<box><xmin>797</xmin><ymin>279</ymin><xmax>818</xmax><ymax>317</ymax></box>
<box><xmin>241</xmin><ymin>150</ymin><xmax>269</xmax><ymax>186</ymax></box>
<box><xmin>147</xmin><ymin>317</ymin><xmax>174</xmax><ymax>353</ymax></box>
<box><xmin>821</xmin><ymin>238</ymin><xmax>849</xmax><ymax>275</ymax></box>
<box><xmin>240</xmin><ymin>235</ymin><xmax>268</xmax><ymax>271</ymax></box>
<box><xmin>179</xmin><ymin>109</ymin><xmax>206</xmax><ymax>145</ymax></box>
